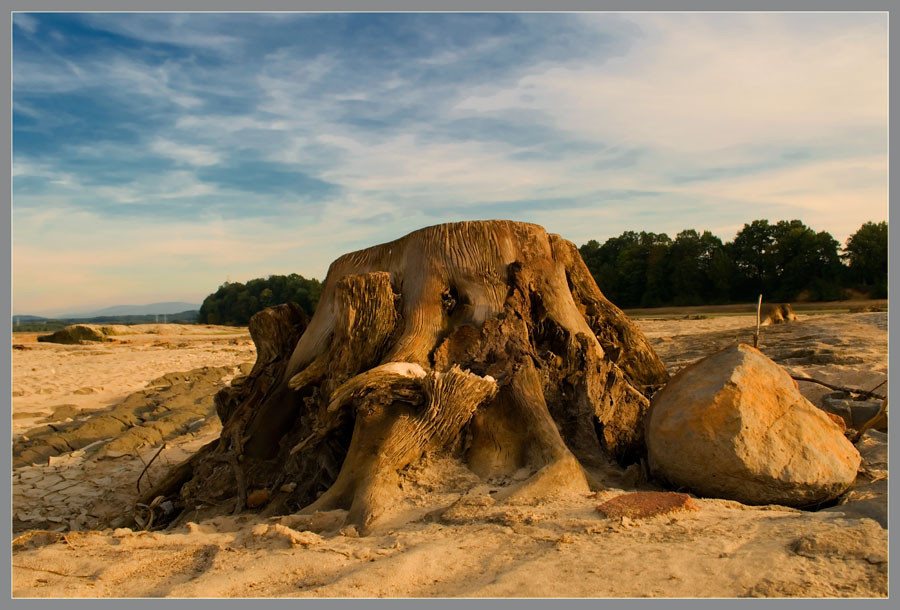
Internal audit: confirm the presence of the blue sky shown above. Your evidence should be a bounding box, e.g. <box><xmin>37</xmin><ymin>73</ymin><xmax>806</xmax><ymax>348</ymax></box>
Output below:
<box><xmin>12</xmin><ymin>12</ymin><xmax>888</xmax><ymax>315</ymax></box>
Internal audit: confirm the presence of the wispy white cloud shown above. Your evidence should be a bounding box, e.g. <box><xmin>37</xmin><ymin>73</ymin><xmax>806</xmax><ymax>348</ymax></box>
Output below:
<box><xmin>11</xmin><ymin>12</ymin><xmax>888</xmax><ymax>313</ymax></box>
<box><xmin>455</xmin><ymin>14</ymin><xmax>886</xmax><ymax>153</ymax></box>
<box><xmin>13</xmin><ymin>13</ymin><xmax>39</xmax><ymax>34</ymax></box>
<box><xmin>80</xmin><ymin>12</ymin><xmax>242</xmax><ymax>51</ymax></box>
<box><xmin>150</xmin><ymin>138</ymin><xmax>222</xmax><ymax>167</ymax></box>
<box><xmin>106</xmin><ymin>59</ymin><xmax>204</xmax><ymax>108</ymax></box>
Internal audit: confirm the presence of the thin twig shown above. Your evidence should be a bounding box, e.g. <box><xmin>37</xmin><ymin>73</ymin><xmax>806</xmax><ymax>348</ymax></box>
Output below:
<box><xmin>852</xmin><ymin>398</ymin><xmax>888</xmax><ymax>443</ymax></box>
<box><xmin>62</xmin><ymin>533</ymin><xmax>81</xmax><ymax>548</ymax></box>
<box><xmin>754</xmin><ymin>294</ymin><xmax>762</xmax><ymax>348</ymax></box>
<box><xmin>865</xmin><ymin>379</ymin><xmax>887</xmax><ymax>397</ymax></box>
<box><xmin>317</xmin><ymin>547</ymin><xmax>353</xmax><ymax>558</ymax></box>
<box><xmin>13</xmin><ymin>564</ymin><xmax>94</xmax><ymax>579</ymax></box>
<box><xmin>134</xmin><ymin>448</ymin><xmax>148</xmax><ymax>467</ymax></box>
<box><xmin>790</xmin><ymin>376</ymin><xmax>886</xmax><ymax>400</ymax></box>
<box><xmin>136</xmin><ymin>443</ymin><xmax>167</xmax><ymax>494</ymax></box>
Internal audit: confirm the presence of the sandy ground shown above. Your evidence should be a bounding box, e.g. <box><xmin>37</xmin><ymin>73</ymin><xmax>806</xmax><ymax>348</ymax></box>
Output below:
<box><xmin>10</xmin><ymin>314</ymin><xmax>888</xmax><ymax>598</ymax></box>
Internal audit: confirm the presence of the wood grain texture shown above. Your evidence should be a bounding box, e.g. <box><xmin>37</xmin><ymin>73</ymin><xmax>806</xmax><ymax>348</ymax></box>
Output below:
<box><xmin>141</xmin><ymin>220</ymin><xmax>668</xmax><ymax>533</ymax></box>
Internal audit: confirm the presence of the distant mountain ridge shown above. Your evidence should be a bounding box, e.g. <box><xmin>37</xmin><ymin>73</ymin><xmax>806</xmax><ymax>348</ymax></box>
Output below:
<box><xmin>23</xmin><ymin>301</ymin><xmax>201</xmax><ymax>320</ymax></box>
<box><xmin>13</xmin><ymin>309</ymin><xmax>200</xmax><ymax>331</ymax></box>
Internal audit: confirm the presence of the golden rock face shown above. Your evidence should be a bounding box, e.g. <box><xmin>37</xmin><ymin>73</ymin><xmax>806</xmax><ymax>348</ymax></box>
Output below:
<box><xmin>646</xmin><ymin>343</ymin><xmax>861</xmax><ymax>507</ymax></box>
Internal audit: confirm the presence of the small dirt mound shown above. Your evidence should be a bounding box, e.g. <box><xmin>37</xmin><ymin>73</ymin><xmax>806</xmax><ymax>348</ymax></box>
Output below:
<box><xmin>37</xmin><ymin>325</ymin><xmax>112</xmax><ymax>345</ymax></box>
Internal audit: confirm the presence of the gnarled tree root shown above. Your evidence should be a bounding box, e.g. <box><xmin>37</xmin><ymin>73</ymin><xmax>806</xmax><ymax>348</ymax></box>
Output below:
<box><xmin>300</xmin><ymin>366</ymin><xmax>497</xmax><ymax>533</ymax></box>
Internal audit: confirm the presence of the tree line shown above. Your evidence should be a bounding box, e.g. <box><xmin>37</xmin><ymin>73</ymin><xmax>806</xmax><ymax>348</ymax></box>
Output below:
<box><xmin>578</xmin><ymin>220</ymin><xmax>887</xmax><ymax>308</ymax></box>
<box><xmin>196</xmin><ymin>219</ymin><xmax>886</xmax><ymax>326</ymax></box>
<box><xmin>197</xmin><ymin>273</ymin><xmax>323</xmax><ymax>325</ymax></box>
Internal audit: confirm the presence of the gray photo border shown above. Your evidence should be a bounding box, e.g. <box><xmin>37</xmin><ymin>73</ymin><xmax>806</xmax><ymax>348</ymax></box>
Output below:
<box><xmin>3</xmin><ymin>0</ymin><xmax>894</xmax><ymax>607</ymax></box>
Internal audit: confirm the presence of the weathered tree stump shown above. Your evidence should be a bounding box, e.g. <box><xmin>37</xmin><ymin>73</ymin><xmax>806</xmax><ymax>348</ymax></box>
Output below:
<box><xmin>138</xmin><ymin>220</ymin><xmax>668</xmax><ymax>534</ymax></box>
<box><xmin>761</xmin><ymin>303</ymin><xmax>797</xmax><ymax>326</ymax></box>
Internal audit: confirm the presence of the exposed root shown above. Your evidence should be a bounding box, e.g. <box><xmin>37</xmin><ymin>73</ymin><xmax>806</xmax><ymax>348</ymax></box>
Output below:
<box><xmin>211</xmin><ymin>452</ymin><xmax>247</xmax><ymax>514</ymax></box>
<box><xmin>301</xmin><ymin>366</ymin><xmax>497</xmax><ymax>533</ymax></box>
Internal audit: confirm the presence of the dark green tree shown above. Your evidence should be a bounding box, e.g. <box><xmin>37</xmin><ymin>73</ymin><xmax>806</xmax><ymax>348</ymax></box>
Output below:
<box><xmin>578</xmin><ymin>218</ymin><xmax>854</xmax><ymax>308</ymax></box>
<box><xmin>843</xmin><ymin>221</ymin><xmax>888</xmax><ymax>298</ymax></box>
<box><xmin>706</xmin><ymin>247</ymin><xmax>734</xmax><ymax>304</ymax></box>
<box><xmin>770</xmin><ymin>220</ymin><xmax>843</xmax><ymax>301</ymax></box>
<box><xmin>730</xmin><ymin>220</ymin><xmax>777</xmax><ymax>300</ymax></box>
<box><xmin>198</xmin><ymin>274</ymin><xmax>323</xmax><ymax>326</ymax></box>
<box><xmin>667</xmin><ymin>230</ymin><xmax>731</xmax><ymax>305</ymax></box>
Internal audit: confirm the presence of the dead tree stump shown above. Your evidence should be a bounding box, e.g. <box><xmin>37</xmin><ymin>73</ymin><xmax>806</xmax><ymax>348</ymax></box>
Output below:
<box><xmin>139</xmin><ymin>220</ymin><xmax>668</xmax><ymax>533</ymax></box>
<box><xmin>761</xmin><ymin>303</ymin><xmax>798</xmax><ymax>326</ymax></box>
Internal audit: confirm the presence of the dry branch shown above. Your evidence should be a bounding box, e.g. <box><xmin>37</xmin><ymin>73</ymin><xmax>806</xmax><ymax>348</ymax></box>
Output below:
<box><xmin>754</xmin><ymin>294</ymin><xmax>762</xmax><ymax>348</ymax></box>
<box><xmin>136</xmin><ymin>442</ymin><xmax>167</xmax><ymax>494</ymax></box>
<box><xmin>791</xmin><ymin>376</ymin><xmax>886</xmax><ymax>400</ymax></box>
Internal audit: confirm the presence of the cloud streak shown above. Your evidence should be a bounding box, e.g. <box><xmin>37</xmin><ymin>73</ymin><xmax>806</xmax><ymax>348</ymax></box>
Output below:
<box><xmin>12</xmin><ymin>12</ymin><xmax>887</xmax><ymax>314</ymax></box>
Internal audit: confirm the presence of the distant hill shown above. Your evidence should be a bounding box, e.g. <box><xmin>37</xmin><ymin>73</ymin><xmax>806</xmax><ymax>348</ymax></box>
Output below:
<box><xmin>12</xmin><ymin>310</ymin><xmax>200</xmax><ymax>332</ymax></box>
<box><xmin>12</xmin><ymin>315</ymin><xmax>49</xmax><ymax>324</ymax></box>
<box><xmin>60</xmin><ymin>301</ymin><xmax>201</xmax><ymax>319</ymax></box>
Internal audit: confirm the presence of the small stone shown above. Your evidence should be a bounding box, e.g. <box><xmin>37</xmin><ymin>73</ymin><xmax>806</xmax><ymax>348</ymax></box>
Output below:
<box><xmin>246</xmin><ymin>488</ymin><xmax>270</xmax><ymax>508</ymax></box>
<box><xmin>251</xmin><ymin>523</ymin><xmax>269</xmax><ymax>536</ymax></box>
<box><xmin>596</xmin><ymin>491</ymin><xmax>700</xmax><ymax>520</ymax></box>
<box><xmin>280</xmin><ymin>482</ymin><xmax>297</xmax><ymax>493</ymax></box>
<box><xmin>48</xmin><ymin>454</ymin><xmax>76</xmax><ymax>467</ymax></box>
<box><xmin>340</xmin><ymin>525</ymin><xmax>360</xmax><ymax>538</ymax></box>
<box><xmin>112</xmin><ymin>527</ymin><xmax>133</xmax><ymax>537</ymax></box>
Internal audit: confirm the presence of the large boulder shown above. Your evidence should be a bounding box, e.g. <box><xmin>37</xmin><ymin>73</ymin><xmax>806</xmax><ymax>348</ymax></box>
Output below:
<box><xmin>646</xmin><ymin>343</ymin><xmax>860</xmax><ymax>507</ymax></box>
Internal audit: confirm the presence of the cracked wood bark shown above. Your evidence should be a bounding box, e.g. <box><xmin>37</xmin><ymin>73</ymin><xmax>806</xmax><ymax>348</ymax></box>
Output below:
<box><xmin>140</xmin><ymin>220</ymin><xmax>668</xmax><ymax>534</ymax></box>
